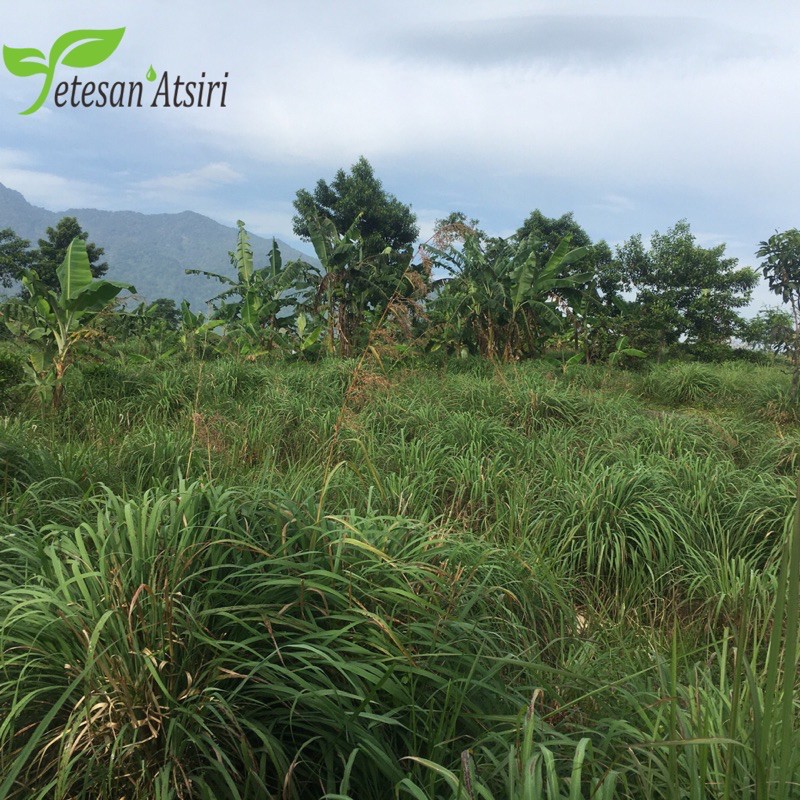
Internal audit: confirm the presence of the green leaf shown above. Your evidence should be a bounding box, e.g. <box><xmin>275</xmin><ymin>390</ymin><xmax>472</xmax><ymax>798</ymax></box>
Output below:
<box><xmin>234</xmin><ymin>220</ymin><xmax>254</xmax><ymax>282</ymax></box>
<box><xmin>306</xmin><ymin>210</ymin><xmax>336</xmax><ymax>266</ymax></box>
<box><xmin>56</xmin><ymin>237</ymin><xmax>93</xmax><ymax>300</ymax></box>
<box><xmin>72</xmin><ymin>280</ymin><xmax>134</xmax><ymax>312</ymax></box>
<box><xmin>300</xmin><ymin>325</ymin><xmax>323</xmax><ymax>350</ymax></box>
<box><xmin>240</xmin><ymin>289</ymin><xmax>261</xmax><ymax>326</ymax></box>
<box><xmin>2</xmin><ymin>46</ymin><xmax>48</xmax><ymax>77</ymax></box>
<box><xmin>510</xmin><ymin>250</ymin><xmax>537</xmax><ymax>310</ymax></box>
<box><xmin>269</xmin><ymin>237</ymin><xmax>282</xmax><ymax>278</ymax></box>
<box><xmin>185</xmin><ymin>268</ymin><xmax>236</xmax><ymax>286</ymax></box>
<box><xmin>199</xmin><ymin>319</ymin><xmax>225</xmax><ymax>334</ymax></box>
<box><xmin>51</xmin><ymin>28</ymin><xmax>126</xmax><ymax>69</ymax></box>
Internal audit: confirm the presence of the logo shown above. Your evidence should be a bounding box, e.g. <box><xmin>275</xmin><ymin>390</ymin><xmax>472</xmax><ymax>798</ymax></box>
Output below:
<box><xmin>4</xmin><ymin>28</ymin><xmax>125</xmax><ymax>115</ymax></box>
<box><xmin>4</xmin><ymin>27</ymin><xmax>229</xmax><ymax>114</ymax></box>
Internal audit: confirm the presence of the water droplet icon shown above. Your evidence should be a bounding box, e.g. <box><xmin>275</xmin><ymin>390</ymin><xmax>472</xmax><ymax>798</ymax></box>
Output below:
<box><xmin>146</xmin><ymin>65</ymin><xmax>157</xmax><ymax>82</ymax></box>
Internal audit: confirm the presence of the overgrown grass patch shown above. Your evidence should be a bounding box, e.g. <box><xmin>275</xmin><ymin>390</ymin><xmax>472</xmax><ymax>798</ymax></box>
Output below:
<box><xmin>0</xmin><ymin>356</ymin><xmax>798</xmax><ymax>797</ymax></box>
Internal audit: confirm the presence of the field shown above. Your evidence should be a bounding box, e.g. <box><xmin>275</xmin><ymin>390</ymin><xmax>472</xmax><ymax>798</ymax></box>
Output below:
<box><xmin>0</xmin><ymin>354</ymin><xmax>799</xmax><ymax>798</ymax></box>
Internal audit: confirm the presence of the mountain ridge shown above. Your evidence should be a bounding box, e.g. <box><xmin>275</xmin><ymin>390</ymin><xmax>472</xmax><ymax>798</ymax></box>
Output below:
<box><xmin>0</xmin><ymin>183</ymin><xmax>317</xmax><ymax>309</ymax></box>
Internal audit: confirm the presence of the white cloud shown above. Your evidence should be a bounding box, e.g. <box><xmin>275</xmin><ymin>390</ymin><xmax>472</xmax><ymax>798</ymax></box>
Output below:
<box><xmin>1</xmin><ymin>0</ymin><xmax>799</xmax><ymax>315</ymax></box>
<box><xmin>0</xmin><ymin>149</ymin><xmax>108</xmax><ymax>209</ymax></box>
<box><xmin>592</xmin><ymin>194</ymin><xmax>636</xmax><ymax>215</ymax></box>
<box><xmin>135</xmin><ymin>162</ymin><xmax>243</xmax><ymax>193</ymax></box>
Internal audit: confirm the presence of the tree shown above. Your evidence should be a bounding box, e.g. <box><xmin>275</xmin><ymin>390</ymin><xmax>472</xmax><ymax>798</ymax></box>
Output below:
<box><xmin>618</xmin><ymin>220</ymin><xmax>758</xmax><ymax>357</ymax></box>
<box><xmin>293</xmin><ymin>156</ymin><xmax>418</xmax><ymax>258</ymax></box>
<box><xmin>30</xmin><ymin>217</ymin><xmax>108</xmax><ymax>292</ymax></box>
<box><xmin>147</xmin><ymin>298</ymin><xmax>181</xmax><ymax>331</ymax></box>
<box><xmin>302</xmin><ymin>209</ymin><xmax>371</xmax><ymax>356</ymax></box>
<box><xmin>516</xmin><ymin>210</ymin><xmax>592</xmax><ymax>253</ymax></box>
<box><xmin>742</xmin><ymin>306</ymin><xmax>794</xmax><ymax>356</ymax></box>
<box><xmin>187</xmin><ymin>220</ymin><xmax>309</xmax><ymax>352</ymax></box>
<box><xmin>514</xmin><ymin>210</ymin><xmax>618</xmax><ymax>299</ymax></box>
<box><xmin>3</xmin><ymin>238</ymin><xmax>132</xmax><ymax>406</ymax></box>
<box><xmin>425</xmin><ymin>231</ymin><xmax>588</xmax><ymax>360</ymax></box>
<box><xmin>756</xmin><ymin>229</ymin><xmax>800</xmax><ymax>400</ymax></box>
<box><xmin>292</xmin><ymin>157</ymin><xmax>422</xmax><ymax>353</ymax></box>
<box><xmin>512</xmin><ymin>210</ymin><xmax>626</xmax><ymax>361</ymax></box>
<box><xmin>0</xmin><ymin>228</ymin><xmax>33</xmax><ymax>288</ymax></box>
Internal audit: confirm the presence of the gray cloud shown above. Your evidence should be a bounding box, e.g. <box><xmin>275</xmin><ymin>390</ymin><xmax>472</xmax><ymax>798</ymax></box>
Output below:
<box><xmin>391</xmin><ymin>14</ymin><xmax>776</xmax><ymax>68</ymax></box>
<box><xmin>1</xmin><ymin>1</ymin><xmax>799</xmax><ymax>314</ymax></box>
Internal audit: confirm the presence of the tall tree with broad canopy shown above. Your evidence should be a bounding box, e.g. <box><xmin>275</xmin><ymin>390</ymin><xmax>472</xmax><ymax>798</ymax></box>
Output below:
<box><xmin>30</xmin><ymin>217</ymin><xmax>108</xmax><ymax>293</ymax></box>
<box><xmin>0</xmin><ymin>228</ymin><xmax>33</xmax><ymax>288</ymax></box>
<box><xmin>617</xmin><ymin>220</ymin><xmax>758</xmax><ymax>358</ymax></box>
<box><xmin>293</xmin><ymin>156</ymin><xmax>419</xmax><ymax>259</ymax></box>
<box><xmin>292</xmin><ymin>157</ymin><xmax>423</xmax><ymax>353</ymax></box>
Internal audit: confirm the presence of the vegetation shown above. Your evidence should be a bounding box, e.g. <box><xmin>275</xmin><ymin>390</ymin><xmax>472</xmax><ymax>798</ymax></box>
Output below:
<box><xmin>0</xmin><ymin>353</ymin><xmax>798</xmax><ymax>798</ymax></box>
<box><xmin>29</xmin><ymin>216</ymin><xmax>108</xmax><ymax>292</ymax></box>
<box><xmin>757</xmin><ymin>229</ymin><xmax>800</xmax><ymax>401</ymax></box>
<box><xmin>2</xmin><ymin>237</ymin><xmax>132</xmax><ymax>406</ymax></box>
<box><xmin>293</xmin><ymin>157</ymin><xmax>423</xmax><ymax>354</ymax></box>
<box><xmin>0</xmin><ymin>160</ymin><xmax>798</xmax><ymax>798</ymax></box>
<box><xmin>0</xmin><ymin>229</ymin><xmax>33</xmax><ymax>289</ymax></box>
<box><xmin>617</xmin><ymin>221</ymin><xmax>759</xmax><ymax>359</ymax></box>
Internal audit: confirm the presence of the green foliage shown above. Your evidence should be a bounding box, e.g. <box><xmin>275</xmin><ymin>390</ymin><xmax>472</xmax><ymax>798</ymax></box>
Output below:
<box><xmin>1</xmin><ymin>357</ymin><xmax>799</xmax><ymax>797</ymax></box>
<box><xmin>29</xmin><ymin>216</ymin><xmax>108</xmax><ymax>294</ymax></box>
<box><xmin>757</xmin><ymin>229</ymin><xmax>800</xmax><ymax>401</ymax></box>
<box><xmin>293</xmin><ymin>155</ymin><xmax>419</xmax><ymax>264</ymax></box>
<box><xmin>146</xmin><ymin>297</ymin><xmax>181</xmax><ymax>330</ymax></box>
<box><xmin>292</xmin><ymin>158</ymin><xmax>424</xmax><ymax>354</ymax></box>
<box><xmin>742</xmin><ymin>307</ymin><xmax>794</xmax><ymax>355</ymax></box>
<box><xmin>2</xmin><ymin>237</ymin><xmax>132</xmax><ymax>405</ymax></box>
<box><xmin>515</xmin><ymin>209</ymin><xmax>619</xmax><ymax>300</ymax></box>
<box><xmin>644</xmin><ymin>362</ymin><xmax>724</xmax><ymax>406</ymax></box>
<box><xmin>618</xmin><ymin>220</ymin><xmax>758</xmax><ymax>354</ymax></box>
<box><xmin>757</xmin><ymin>228</ymin><xmax>800</xmax><ymax>304</ymax></box>
<box><xmin>176</xmin><ymin>300</ymin><xmax>223</xmax><ymax>359</ymax></box>
<box><xmin>0</xmin><ymin>347</ymin><xmax>24</xmax><ymax>407</ymax></box>
<box><xmin>0</xmin><ymin>480</ymin><xmax>555</xmax><ymax>798</ymax></box>
<box><xmin>0</xmin><ymin>228</ymin><xmax>33</xmax><ymax>288</ymax></box>
<box><xmin>607</xmin><ymin>334</ymin><xmax>646</xmax><ymax>368</ymax></box>
<box><xmin>187</xmin><ymin>221</ymin><xmax>310</xmax><ymax>353</ymax></box>
<box><xmin>427</xmin><ymin>231</ymin><xmax>589</xmax><ymax>360</ymax></box>
<box><xmin>303</xmin><ymin>208</ymin><xmax>372</xmax><ymax>355</ymax></box>
<box><xmin>0</xmin><ymin>356</ymin><xmax>799</xmax><ymax>797</ymax></box>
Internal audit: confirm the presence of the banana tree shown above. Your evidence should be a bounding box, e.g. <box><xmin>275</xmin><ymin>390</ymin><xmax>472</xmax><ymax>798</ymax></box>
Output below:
<box><xmin>303</xmin><ymin>209</ymin><xmax>368</xmax><ymax>356</ymax></box>
<box><xmin>3</xmin><ymin>237</ymin><xmax>133</xmax><ymax>406</ymax></box>
<box><xmin>177</xmin><ymin>301</ymin><xmax>224</xmax><ymax>359</ymax></box>
<box><xmin>425</xmin><ymin>234</ymin><xmax>512</xmax><ymax>358</ymax></box>
<box><xmin>426</xmin><ymin>232</ymin><xmax>591</xmax><ymax>360</ymax></box>
<box><xmin>506</xmin><ymin>234</ymin><xmax>590</xmax><ymax>358</ymax></box>
<box><xmin>186</xmin><ymin>221</ymin><xmax>308</xmax><ymax>352</ymax></box>
<box><xmin>607</xmin><ymin>334</ymin><xmax>646</xmax><ymax>368</ymax></box>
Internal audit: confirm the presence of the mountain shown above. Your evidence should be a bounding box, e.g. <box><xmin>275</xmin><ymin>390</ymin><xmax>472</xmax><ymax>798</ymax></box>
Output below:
<box><xmin>0</xmin><ymin>183</ymin><xmax>318</xmax><ymax>310</ymax></box>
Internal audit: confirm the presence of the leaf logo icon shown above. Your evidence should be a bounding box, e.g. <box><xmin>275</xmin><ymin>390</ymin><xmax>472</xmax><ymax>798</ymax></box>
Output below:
<box><xmin>3</xmin><ymin>27</ymin><xmax>126</xmax><ymax>114</ymax></box>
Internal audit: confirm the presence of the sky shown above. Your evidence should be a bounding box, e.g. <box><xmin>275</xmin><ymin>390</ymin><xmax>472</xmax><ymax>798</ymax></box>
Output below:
<box><xmin>1</xmin><ymin>1</ymin><xmax>799</xmax><ymax>311</ymax></box>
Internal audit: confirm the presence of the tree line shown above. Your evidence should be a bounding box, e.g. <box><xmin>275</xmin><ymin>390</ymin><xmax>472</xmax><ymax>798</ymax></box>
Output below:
<box><xmin>2</xmin><ymin>155</ymin><xmax>800</xmax><ymax>404</ymax></box>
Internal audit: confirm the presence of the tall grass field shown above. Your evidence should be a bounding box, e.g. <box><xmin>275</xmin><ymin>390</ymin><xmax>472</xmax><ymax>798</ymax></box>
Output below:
<box><xmin>0</xmin><ymin>355</ymin><xmax>798</xmax><ymax>798</ymax></box>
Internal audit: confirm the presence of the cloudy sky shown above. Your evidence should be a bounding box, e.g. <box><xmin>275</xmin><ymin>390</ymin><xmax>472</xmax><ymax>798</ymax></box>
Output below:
<box><xmin>1</xmin><ymin>1</ymin><xmax>799</xmax><ymax>309</ymax></box>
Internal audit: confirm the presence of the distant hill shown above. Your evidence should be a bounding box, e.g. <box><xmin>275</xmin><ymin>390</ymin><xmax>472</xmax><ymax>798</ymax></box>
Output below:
<box><xmin>0</xmin><ymin>183</ymin><xmax>318</xmax><ymax>309</ymax></box>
